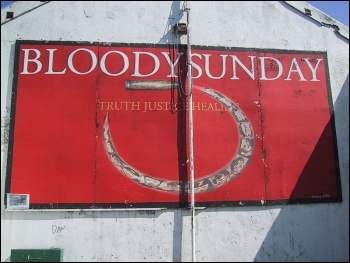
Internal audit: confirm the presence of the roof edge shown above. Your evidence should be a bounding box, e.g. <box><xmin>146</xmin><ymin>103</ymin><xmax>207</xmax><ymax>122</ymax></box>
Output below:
<box><xmin>1</xmin><ymin>1</ymin><xmax>50</xmax><ymax>25</ymax></box>
<box><xmin>285</xmin><ymin>1</ymin><xmax>349</xmax><ymax>40</ymax></box>
<box><xmin>2</xmin><ymin>1</ymin><xmax>349</xmax><ymax>40</ymax></box>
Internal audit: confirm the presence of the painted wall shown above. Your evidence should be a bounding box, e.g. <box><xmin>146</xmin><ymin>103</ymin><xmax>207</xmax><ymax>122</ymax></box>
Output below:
<box><xmin>1</xmin><ymin>1</ymin><xmax>348</xmax><ymax>262</ymax></box>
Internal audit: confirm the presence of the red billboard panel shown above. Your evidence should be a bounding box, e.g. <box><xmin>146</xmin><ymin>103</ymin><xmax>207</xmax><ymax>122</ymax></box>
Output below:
<box><xmin>5</xmin><ymin>41</ymin><xmax>341</xmax><ymax>209</ymax></box>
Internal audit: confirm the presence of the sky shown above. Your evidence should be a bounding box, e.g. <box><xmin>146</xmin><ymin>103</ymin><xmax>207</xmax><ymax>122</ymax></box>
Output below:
<box><xmin>1</xmin><ymin>1</ymin><xmax>349</xmax><ymax>27</ymax></box>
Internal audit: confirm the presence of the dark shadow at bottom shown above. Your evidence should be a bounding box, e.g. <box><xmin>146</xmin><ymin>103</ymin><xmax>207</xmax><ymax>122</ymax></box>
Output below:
<box><xmin>254</xmin><ymin>75</ymin><xmax>348</xmax><ymax>261</ymax></box>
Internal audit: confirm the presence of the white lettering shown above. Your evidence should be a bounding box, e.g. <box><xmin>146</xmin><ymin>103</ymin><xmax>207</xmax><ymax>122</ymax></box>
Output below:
<box><xmin>21</xmin><ymin>49</ymin><xmax>42</xmax><ymax>74</ymax></box>
<box><xmin>204</xmin><ymin>54</ymin><xmax>227</xmax><ymax>79</ymax></box>
<box><xmin>191</xmin><ymin>53</ymin><xmax>202</xmax><ymax>79</ymax></box>
<box><xmin>100</xmin><ymin>51</ymin><xmax>129</xmax><ymax>76</ymax></box>
<box><xmin>161</xmin><ymin>52</ymin><xmax>184</xmax><ymax>77</ymax></box>
<box><xmin>285</xmin><ymin>58</ymin><xmax>306</xmax><ymax>81</ymax></box>
<box><xmin>45</xmin><ymin>49</ymin><xmax>66</xmax><ymax>74</ymax></box>
<box><xmin>132</xmin><ymin>52</ymin><xmax>160</xmax><ymax>77</ymax></box>
<box><xmin>231</xmin><ymin>55</ymin><xmax>255</xmax><ymax>80</ymax></box>
<box><xmin>67</xmin><ymin>48</ymin><xmax>97</xmax><ymax>75</ymax></box>
<box><xmin>259</xmin><ymin>57</ymin><xmax>283</xmax><ymax>80</ymax></box>
<box><xmin>19</xmin><ymin>47</ymin><xmax>324</xmax><ymax>83</ymax></box>
<box><xmin>304</xmin><ymin>58</ymin><xmax>322</xmax><ymax>81</ymax></box>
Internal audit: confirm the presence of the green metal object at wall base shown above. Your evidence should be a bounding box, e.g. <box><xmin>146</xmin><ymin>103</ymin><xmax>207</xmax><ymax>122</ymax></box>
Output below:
<box><xmin>10</xmin><ymin>249</ymin><xmax>62</xmax><ymax>262</ymax></box>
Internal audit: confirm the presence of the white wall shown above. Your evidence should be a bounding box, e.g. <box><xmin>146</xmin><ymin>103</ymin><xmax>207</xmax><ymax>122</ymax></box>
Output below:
<box><xmin>1</xmin><ymin>1</ymin><xmax>348</xmax><ymax>261</ymax></box>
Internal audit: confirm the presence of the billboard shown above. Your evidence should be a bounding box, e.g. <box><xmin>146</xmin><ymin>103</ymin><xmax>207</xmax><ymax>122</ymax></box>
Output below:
<box><xmin>5</xmin><ymin>40</ymin><xmax>342</xmax><ymax>209</ymax></box>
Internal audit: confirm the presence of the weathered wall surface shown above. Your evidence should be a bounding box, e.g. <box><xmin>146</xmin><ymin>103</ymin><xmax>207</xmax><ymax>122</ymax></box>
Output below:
<box><xmin>1</xmin><ymin>1</ymin><xmax>348</xmax><ymax>262</ymax></box>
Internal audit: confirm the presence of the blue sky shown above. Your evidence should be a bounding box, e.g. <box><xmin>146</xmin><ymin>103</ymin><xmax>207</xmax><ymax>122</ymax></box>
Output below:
<box><xmin>1</xmin><ymin>1</ymin><xmax>349</xmax><ymax>26</ymax></box>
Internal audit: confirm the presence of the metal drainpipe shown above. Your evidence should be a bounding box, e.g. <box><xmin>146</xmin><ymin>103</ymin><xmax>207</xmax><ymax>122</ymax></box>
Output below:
<box><xmin>185</xmin><ymin>2</ymin><xmax>196</xmax><ymax>262</ymax></box>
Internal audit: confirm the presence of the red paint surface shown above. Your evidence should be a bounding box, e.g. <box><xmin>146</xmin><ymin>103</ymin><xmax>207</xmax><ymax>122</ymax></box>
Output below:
<box><xmin>7</xmin><ymin>42</ymin><xmax>340</xmax><ymax>206</ymax></box>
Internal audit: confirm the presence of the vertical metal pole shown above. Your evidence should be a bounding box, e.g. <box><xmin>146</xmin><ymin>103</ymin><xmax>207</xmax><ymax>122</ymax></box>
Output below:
<box><xmin>185</xmin><ymin>2</ymin><xmax>196</xmax><ymax>262</ymax></box>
